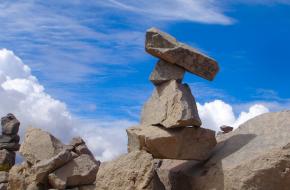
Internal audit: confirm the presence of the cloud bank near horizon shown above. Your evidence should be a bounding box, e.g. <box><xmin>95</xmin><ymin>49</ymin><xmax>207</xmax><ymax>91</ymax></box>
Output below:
<box><xmin>0</xmin><ymin>49</ymin><xmax>272</xmax><ymax>161</ymax></box>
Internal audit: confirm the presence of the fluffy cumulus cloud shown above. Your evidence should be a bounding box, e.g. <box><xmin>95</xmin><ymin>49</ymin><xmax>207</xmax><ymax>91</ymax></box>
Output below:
<box><xmin>0</xmin><ymin>49</ymin><xmax>136</xmax><ymax>161</ymax></box>
<box><xmin>0</xmin><ymin>49</ymin><xmax>271</xmax><ymax>161</ymax></box>
<box><xmin>197</xmin><ymin>100</ymin><xmax>270</xmax><ymax>131</ymax></box>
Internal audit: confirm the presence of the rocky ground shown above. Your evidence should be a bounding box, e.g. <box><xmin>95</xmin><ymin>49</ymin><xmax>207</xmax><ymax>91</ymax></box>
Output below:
<box><xmin>0</xmin><ymin>28</ymin><xmax>289</xmax><ymax>190</ymax></box>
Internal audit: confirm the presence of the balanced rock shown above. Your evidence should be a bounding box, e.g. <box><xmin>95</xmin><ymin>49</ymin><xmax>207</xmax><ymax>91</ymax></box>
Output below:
<box><xmin>48</xmin><ymin>154</ymin><xmax>100</xmax><ymax>189</ymax></box>
<box><xmin>0</xmin><ymin>150</ymin><xmax>15</xmax><ymax>171</ymax></box>
<box><xmin>220</xmin><ymin>125</ymin><xmax>233</xmax><ymax>133</ymax></box>
<box><xmin>1</xmin><ymin>114</ymin><xmax>20</xmax><ymax>135</ymax></box>
<box><xmin>127</xmin><ymin>125</ymin><xmax>216</xmax><ymax>160</ymax></box>
<box><xmin>149</xmin><ymin>59</ymin><xmax>185</xmax><ymax>85</ymax></box>
<box><xmin>0</xmin><ymin>135</ymin><xmax>20</xmax><ymax>144</ymax></box>
<box><xmin>95</xmin><ymin>150</ymin><xmax>163</xmax><ymax>190</ymax></box>
<box><xmin>188</xmin><ymin>111</ymin><xmax>290</xmax><ymax>190</ymax></box>
<box><xmin>0</xmin><ymin>143</ymin><xmax>20</xmax><ymax>151</ymax></box>
<box><xmin>141</xmin><ymin>80</ymin><xmax>201</xmax><ymax>128</ymax></box>
<box><xmin>145</xmin><ymin>28</ymin><xmax>219</xmax><ymax>81</ymax></box>
<box><xmin>19</xmin><ymin>128</ymin><xmax>65</xmax><ymax>164</ymax></box>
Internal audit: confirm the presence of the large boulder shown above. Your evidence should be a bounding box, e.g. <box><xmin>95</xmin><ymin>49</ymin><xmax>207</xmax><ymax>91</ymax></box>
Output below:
<box><xmin>127</xmin><ymin>125</ymin><xmax>216</xmax><ymax>160</ymax></box>
<box><xmin>95</xmin><ymin>151</ymin><xmax>163</xmax><ymax>190</ymax></box>
<box><xmin>185</xmin><ymin>111</ymin><xmax>290</xmax><ymax>190</ymax></box>
<box><xmin>48</xmin><ymin>154</ymin><xmax>100</xmax><ymax>189</ymax></box>
<box><xmin>19</xmin><ymin>128</ymin><xmax>65</xmax><ymax>164</ymax></box>
<box><xmin>1</xmin><ymin>114</ymin><xmax>20</xmax><ymax>135</ymax></box>
<box><xmin>145</xmin><ymin>28</ymin><xmax>219</xmax><ymax>81</ymax></box>
<box><xmin>149</xmin><ymin>60</ymin><xmax>185</xmax><ymax>85</ymax></box>
<box><xmin>141</xmin><ymin>80</ymin><xmax>201</xmax><ymax>128</ymax></box>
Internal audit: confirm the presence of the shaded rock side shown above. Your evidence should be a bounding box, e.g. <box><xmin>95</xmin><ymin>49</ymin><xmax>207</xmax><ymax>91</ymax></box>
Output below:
<box><xmin>149</xmin><ymin>60</ymin><xmax>185</xmax><ymax>85</ymax></box>
<box><xmin>1</xmin><ymin>114</ymin><xmax>20</xmax><ymax>135</ymax></box>
<box><xmin>127</xmin><ymin>125</ymin><xmax>216</xmax><ymax>160</ymax></box>
<box><xmin>95</xmin><ymin>150</ymin><xmax>163</xmax><ymax>190</ymax></box>
<box><xmin>187</xmin><ymin>111</ymin><xmax>290</xmax><ymax>190</ymax></box>
<box><xmin>141</xmin><ymin>80</ymin><xmax>201</xmax><ymax>128</ymax></box>
<box><xmin>145</xmin><ymin>28</ymin><xmax>219</xmax><ymax>81</ymax></box>
<box><xmin>48</xmin><ymin>154</ymin><xmax>100</xmax><ymax>189</ymax></box>
<box><xmin>19</xmin><ymin>128</ymin><xmax>65</xmax><ymax>164</ymax></box>
<box><xmin>0</xmin><ymin>150</ymin><xmax>15</xmax><ymax>172</ymax></box>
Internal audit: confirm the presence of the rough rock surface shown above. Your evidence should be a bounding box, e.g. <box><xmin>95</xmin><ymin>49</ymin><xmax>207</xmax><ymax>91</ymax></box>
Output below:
<box><xmin>145</xmin><ymin>28</ymin><xmax>219</xmax><ymax>81</ymax></box>
<box><xmin>95</xmin><ymin>150</ymin><xmax>162</xmax><ymax>190</ymax></box>
<box><xmin>0</xmin><ymin>171</ymin><xmax>8</xmax><ymax>183</ymax></box>
<box><xmin>19</xmin><ymin>128</ymin><xmax>65</xmax><ymax>164</ymax></box>
<box><xmin>181</xmin><ymin>111</ymin><xmax>290</xmax><ymax>190</ymax></box>
<box><xmin>149</xmin><ymin>60</ymin><xmax>185</xmax><ymax>85</ymax></box>
<box><xmin>1</xmin><ymin>114</ymin><xmax>20</xmax><ymax>135</ymax></box>
<box><xmin>0</xmin><ymin>150</ymin><xmax>15</xmax><ymax>171</ymax></box>
<box><xmin>127</xmin><ymin>125</ymin><xmax>216</xmax><ymax>160</ymax></box>
<box><xmin>48</xmin><ymin>154</ymin><xmax>100</xmax><ymax>189</ymax></box>
<box><xmin>141</xmin><ymin>80</ymin><xmax>201</xmax><ymax>128</ymax></box>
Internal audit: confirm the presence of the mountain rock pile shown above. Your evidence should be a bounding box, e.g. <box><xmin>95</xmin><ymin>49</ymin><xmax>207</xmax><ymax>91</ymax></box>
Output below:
<box><xmin>7</xmin><ymin>127</ymin><xmax>100</xmax><ymax>190</ymax></box>
<box><xmin>0</xmin><ymin>114</ymin><xmax>20</xmax><ymax>189</ymax></box>
<box><xmin>95</xmin><ymin>28</ymin><xmax>219</xmax><ymax>189</ymax></box>
<box><xmin>127</xmin><ymin>28</ymin><xmax>219</xmax><ymax>160</ymax></box>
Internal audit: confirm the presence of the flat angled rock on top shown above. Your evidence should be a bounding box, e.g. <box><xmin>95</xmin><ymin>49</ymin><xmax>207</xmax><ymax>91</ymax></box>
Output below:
<box><xmin>145</xmin><ymin>27</ymin><xmax>219</xmax><ymax>81</ymax></box>
<box><xmin>150</xmin><ymin>59</ymin><xmax>185</xmax><ymax>85</ymax></box>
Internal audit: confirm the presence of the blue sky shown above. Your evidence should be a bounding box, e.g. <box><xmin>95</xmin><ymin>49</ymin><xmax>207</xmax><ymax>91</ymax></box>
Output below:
<box><xmin>0</xmin><ymin>0</ymin><xmax>290</xmax><ymax>160</ymax></box>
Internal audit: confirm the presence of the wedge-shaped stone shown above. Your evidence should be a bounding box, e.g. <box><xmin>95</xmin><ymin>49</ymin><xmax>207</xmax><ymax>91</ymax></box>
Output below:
<box><xmin>150</xmin><ymin>59</ymin><xmax>185</xmax><ymax>85</ymax></box>
<box><xmin>19</xmin><ymin>128</ymin><xmax>65</xmax><ymax>164</ymax></box>
<box><xmin>48</xmin><ymin>154</ymin><xmax>100</xmax><ymax>189</ymax></box>
<box><xmin>127</xmin><ymin>125</ymin><xmax>216</xmax><ymax>160</ymax></box>
<box><xmin>141</xmin><ymin>80</ymin><xmax>201</xmax><ymax>128</ymax></box>
<box><xmin>146</xmin><ymin>28</ymin><xmax>219</xmax><ymax>81</ymax></box>
<box><xmin>95</xmin><ymin>151</ymin><xmax>162</xmax><ymax>190</ymax></box>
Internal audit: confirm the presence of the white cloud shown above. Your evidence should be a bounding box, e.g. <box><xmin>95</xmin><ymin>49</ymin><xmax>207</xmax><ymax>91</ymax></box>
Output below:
<box><xmin>0</xmin><ymin>49</ymin><xmax>136</xmax><ymax>161</ymax></box>
<box><xmin>197</xmin><ymin>100</ymin><xmax>270</xmax><ymax>131</ymax></box>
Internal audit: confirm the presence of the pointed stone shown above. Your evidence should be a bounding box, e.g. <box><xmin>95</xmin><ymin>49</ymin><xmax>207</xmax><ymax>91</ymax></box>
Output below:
<box><xmin>19</xmin><ymin>128</ymin><xmax>65</xmax><ymax>164</ymax></box>
<box><xmin>150</xmin><ymin>60</ymin><xmax>185</xmax><ymax>85</ymax></box>
<box><xmin>145</xmin><ymin>28</ymin><xmax>219</xmax><ymax>81</ymax></box>
<box><xmin>127</xmin><ymin>125</ymin><xmax>217</xmax><ymax>160</ymax></box>
<box><xmin>141</xmin><ymin>80</ymin><xmax>201</xmax><ymax>128</ymax></box>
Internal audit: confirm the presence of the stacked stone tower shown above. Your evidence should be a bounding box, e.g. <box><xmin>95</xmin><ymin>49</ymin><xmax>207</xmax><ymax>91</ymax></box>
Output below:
<box><xmin>127</xmin><ymin>28</ymin><xmax>219</xmax><ymax>160</ymax></box>
<box><xmin>0</xmin><ymin>114</ymin><xmax>20</xmax><ymax>189</ymax></box>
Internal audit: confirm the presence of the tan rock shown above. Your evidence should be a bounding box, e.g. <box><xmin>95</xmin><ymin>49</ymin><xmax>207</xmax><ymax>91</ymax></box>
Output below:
<box><xmin>145</xmin><ymin>28</ymin><xmax>219</xmax><ymax>81</ymax></box>
<box><xmin>7</xmin><ymin>162</ymin><xmax>30</xmax><ymax>190</ymax></box>
<box><xmin>48</xmin><ymin>154</ymin><xmax>100</xmax><ymax>189</ymax></box>
<box><xmin>187</xmin><ymin>111</ymin><xmax>290</xmax><ymax>190</ymax></box>
<box><xmin>28</xmin><ymin>150</ymin><xmax>74</xmax><ymax>183</ymax></box>
<box><xmin>127</xmin><ymin>125</ymin><xmax>216</xmax><ymax>160</ymax></box>
<box><xmin>149</xmin><ymin>60</ymin><xmax>185</xmax><ymax>85</ymax></box>
<box><xmin>95</xmin><ymin>150</ymin><xmax>161</xmax><ymax>190</ymax></box>
<box><xmin>0</xmin><ymin>183</ymin><xmax>7</xmax><ymax>190</ymax></box>
<box><xmin>141</xmin><ymin>80</ymin><xmax>201</xmax><ymax>128</ymax></box>
<box><xmin>19</xmin><ymin>128</ymin><xmax>65</xmax><ymax>164</ymax></box>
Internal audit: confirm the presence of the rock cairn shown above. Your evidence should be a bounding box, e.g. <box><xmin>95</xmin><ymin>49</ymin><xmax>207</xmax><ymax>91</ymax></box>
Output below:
<box><xmin>0</xmin><ymin>114</ymin><xmax>20</xmax><ymax>189</ymax></box>
<box><xmin>126</xmin><ymin>28</ymin><xmax>218</xmax><ymax>160</ymax></box>
<box><xmin>8</xmin><ymin>127</ymin><xmax>100</xmax><ymax>190</ymax></box>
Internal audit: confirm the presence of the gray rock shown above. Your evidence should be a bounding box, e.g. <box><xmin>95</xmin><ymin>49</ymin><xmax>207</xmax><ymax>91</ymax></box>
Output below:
<box><xmin>0</xmin><ymin>143</ymin><xmax>20</xmax><ymax>151</ymax></box>
<box><xmin>95</xmin><ymin>151</ymin><xmax>160</xmax><ymax>190</ymax></box>
<box><xmin>0</xmin><ymin>183</ymin><xmax>7</xmax><ymax>190</ymax></box>
<box><xmin>0</xmin><ymin>171</ymin><xmax>8</xmax><ymax>183</ymax></box>
<box><xmin>145</xmin><ymin>28</ymin><xmax>219</xmax><ymax>81</ymax></box>
<box><xmin>0</xmin><ymin>150</ymin><xmax>15</xmax><ymax>171</ymax></box>
<box><xmin>75</xmin><ymin>144</ymin><xmax>94</xmax><ymax>157</ymax></box>
<box><xmin>220</xmin><ymin>125</ymin><xmax>233</xmax><ymax>133</ymax></box>
<box><xmin>149</xmin><ymin>59</ymin><xmax>185</xmax><ymax>85</ymax></box>
<box><xmin>69</xmin><ymin>137</ymin><xmax>85</xmax><ymax>147</ymax></box>
<box><xmin>19</xmin><ymin>128</ymin><xmax>65</xmax><ymax>164</ymax></box>
<box><xmin>0</xmin><ymin>135</ymin><xmax>20</xmax><ymax>144</ymax></box>
<box><xmin>1</xmin><ymin>114</ymin><xmax>20</xmax><ymax>135</ymax></box>
<box><xmin>48</xmin><ymin>154</ymin><xmax>100</xmax><ymax>189</ymax></box>
<box><xmin>127</xmin><ymin>125</ymin><xmax>216</xmax><ymax>160</ymax></box>
<box><xmin>141</xmin><ymin>80</ymin><xmax>201</xmax><ymax>128</ymax></box>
